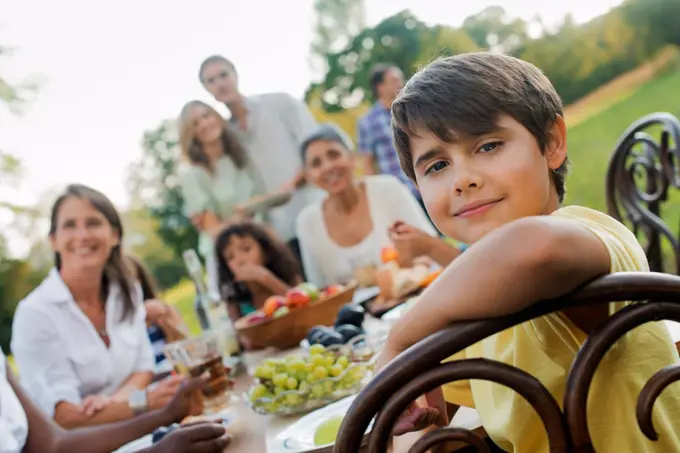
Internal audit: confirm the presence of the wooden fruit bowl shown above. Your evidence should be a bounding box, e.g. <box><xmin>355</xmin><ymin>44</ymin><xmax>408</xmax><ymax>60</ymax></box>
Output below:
<box><xmin>234</xmin><ymin>283</ymin><xmax>358</xmax><ymax>349</ymax></box>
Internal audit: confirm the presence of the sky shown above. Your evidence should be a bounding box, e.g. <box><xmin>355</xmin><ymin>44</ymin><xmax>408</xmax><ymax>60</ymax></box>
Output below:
<box><xmin>1</xmin><ymin>0</ymin><xmax>623</xmax><ymax>256</ymax></box>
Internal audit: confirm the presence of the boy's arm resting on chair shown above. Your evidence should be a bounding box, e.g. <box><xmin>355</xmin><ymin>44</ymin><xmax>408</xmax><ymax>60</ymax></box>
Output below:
<box><xmin>376</xmin><ymin>214</ymin><xmax>611</xmax><ymax>373</ymax></box>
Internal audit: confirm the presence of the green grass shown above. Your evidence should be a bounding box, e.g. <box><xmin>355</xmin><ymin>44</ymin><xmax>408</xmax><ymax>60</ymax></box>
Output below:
<box><xmin>565</xmin><ymin>70</ymin><xmax>680</xmax><ymax>258</ymax></box>
<box><xmin>162</xmin><ymin>280</ymin><xmax>202</xmax><ymax>336</ymax></box>
<box><xmin>566</xmin><ymin>71</ymin><xmax>680</xmax><ymax>209</ymax></box>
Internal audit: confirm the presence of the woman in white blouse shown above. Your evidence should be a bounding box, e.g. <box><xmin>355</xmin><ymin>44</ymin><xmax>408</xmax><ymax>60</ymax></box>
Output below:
<box><xmin>296</xmin><ymin>124</ymin><xmax>459</xmax><ymax>287</ymax></box>
<box><xmin>11</xmin><ymin>184</ymin><xmax>182</xmax><ymax>428</ymax></box>
<box><xmin>0</xmin><ymin>347</ymin><xmax>230</xmax><ymax>453</ymax></box>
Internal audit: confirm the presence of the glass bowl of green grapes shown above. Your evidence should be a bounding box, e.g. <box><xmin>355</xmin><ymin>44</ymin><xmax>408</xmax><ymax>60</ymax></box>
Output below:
<box><xmin>246</xmin><ymin>344</ymin><xmax>375</xmax><ymax>416</ymax></box>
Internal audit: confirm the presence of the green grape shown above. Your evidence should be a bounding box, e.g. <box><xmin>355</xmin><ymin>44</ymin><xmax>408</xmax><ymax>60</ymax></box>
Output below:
<box><xmin>264</xmin><ymin>402</ymin><xmax>279</xmax><ymax>412</ymax></box>
<box><xmin>323</xmin><ymin>380</ymin><xmax>334</xmax><ymax>394</ymax></box>
<box><xmin>304</xmin><ymin>361</ymin><xmax>315</xmax><ymax>373</ymax></box>
<box><xmin>295</xmin><ymin>372</ymin><xmax>308</xmax><ymax>383</ymax></box>
<box><xmin>299</xmin><ymin>381</ymin><xmax>311</xmax><ymax>393</ymax></box>
<box><xmin>274</xmin><ymin>386</ymin><xmax>286</xmax><ymax>396</ymax></box>
<box><xmin>314</xmin><ymin>366</ymin><xmax>329</xmax><ymax>380</ymax></box>
<box><xmin>286</xmin><ymin>376</ymin><xmax>299</xmax><ymax>390</ymax></box>
<box><xmin>254</xmin><ymin>365</ymin><xmax>275</xmax><ymax>379</ymax></box>
<box><xmin>285</xmin><ymin>393</ymin><xmax>302</xmax><ymax>406</ymax></box>
<box><xmin>287</xmin><ymin>358</ymin><xmax>306</xmax><ymax>374</ymax></box>
<box><xmin>273</xmin><ymin>373</ymin><xmax>288</xmax><ymax>387</ymax></box>
<box><xmin>309</xmin><ymin>344</ymin><xmax>326</xmax><ymax>355</ymax></box>
<box><xmin>250</xmin><ymin>383</ymin><xmax>268</xmax><ymax>400</ymax></box>
<box><xmin>311</xmin><ymin>384</ymin><xmax>324</xmax><ymax>398</ymax></box>
<box><xmin>311</xmin><ymin>354</ymin><xmax>326</xmax><ymax>367</ymax></box>
<box><xmin>330</xmin><ymin>364</ymin><xmax>343</xmax><ymax>377</ymax></box>
<box><xmin>322</xmin><ymin>356</ymin><xmax>335</xmax><ymax>368</ymax></box>
<box><xmin>335</xmin><ymin>356</ymin><xmax>349</xmax><ymax>369</ymax></box>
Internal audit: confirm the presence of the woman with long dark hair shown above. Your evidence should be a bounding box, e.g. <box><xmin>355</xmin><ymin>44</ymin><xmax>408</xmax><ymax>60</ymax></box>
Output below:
<box><xmin>11</xmin><ymin>184</ymin><xmax>183</xmax><ymax>428</ymax></box>
<box><xmin>214</xmin><ymin>222</ymin><xmax>302</xmax><ymax>325</ymax></box>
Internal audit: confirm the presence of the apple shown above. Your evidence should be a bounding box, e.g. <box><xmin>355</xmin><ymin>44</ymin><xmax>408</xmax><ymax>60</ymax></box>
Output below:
<box><xmin>323</xmin><ymin>284</ymin><xmax>345</xmax><ymax>297</ymax></box>
<box><xmin>263</xmin><ymin>295</ymin><xmax>286</xmax><ymax>316</ymax></box>
<box><xmin>286</xmin><ymin>288</ymin><xmax>311</xmax><ymax>308</ymax></box>
<box><xmin>247</xmin><ymin>312</ymin><xmax>267</xmax><ymax>325</ymax></box>
<box><xmin>297</xmin><ymin>282</ymin><xmax>320</xmax><ymax>301</ymax></box>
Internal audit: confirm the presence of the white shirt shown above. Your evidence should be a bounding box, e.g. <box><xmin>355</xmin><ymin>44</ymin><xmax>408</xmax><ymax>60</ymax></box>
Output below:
<box><xmin>0</xmin><ymin>348</ymin><xmax>28</xmax><ymax>453</ymax></box>
<box><xmin>296</xmin><ymin>175</ymin><xmax>437</xmax><ymax>287</ymax></box>
<box><xmin>11</xmin><ymin>269</ymin><xmax>155</xmax><ymax>417</ymax></box>
<box><xmin>228</xmin><ymin>92</ymin><xmax>326</xmax><ymax>241</ymax></box>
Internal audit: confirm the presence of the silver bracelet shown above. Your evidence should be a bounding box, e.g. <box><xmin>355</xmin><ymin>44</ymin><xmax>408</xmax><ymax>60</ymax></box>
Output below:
<box><xmin>128</xmin><ymin>389</ymin><xmax>149</xmax><ymax>415</ymax></box>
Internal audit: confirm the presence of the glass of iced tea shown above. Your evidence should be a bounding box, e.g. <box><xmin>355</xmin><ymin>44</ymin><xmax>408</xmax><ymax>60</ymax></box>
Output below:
<box><xmin>164</xmin><ymin>333</ymin><xmax>232</xmax><ymax>413</ymax></box>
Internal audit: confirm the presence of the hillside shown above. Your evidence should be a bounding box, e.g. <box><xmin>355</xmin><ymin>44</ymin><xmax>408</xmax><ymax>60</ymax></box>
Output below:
<box><xmin>565</xmin><ymin>69</ymin><xmax>680</xmax><ymax>233</ymax></box>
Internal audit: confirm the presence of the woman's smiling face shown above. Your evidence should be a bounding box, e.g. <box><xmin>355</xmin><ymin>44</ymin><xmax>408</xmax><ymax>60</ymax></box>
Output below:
<box><xmin>304</xmin><ymin>139</ymin><xmax>355</xmax><ymax>195</ymax></box>
<box><xmin>50</xmin><ymin>196</ymin><xmax>120</xmax><ymax>272</ymax></box>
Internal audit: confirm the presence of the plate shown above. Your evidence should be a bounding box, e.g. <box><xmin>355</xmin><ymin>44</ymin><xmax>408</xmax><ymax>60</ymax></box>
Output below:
<box><xmin>352</xmin><ymin>286</ymin><xmax>381</xmax><ymax>307</ymax></box>
<box><xmin>268</xmin><ymin>394</ymin><xmax>374</xmax><ymax>453</ymax></box>
<box><xmin>380</xmin><ymin>296</ymin><xmax>419</xmax><ymax>323</ymax></box>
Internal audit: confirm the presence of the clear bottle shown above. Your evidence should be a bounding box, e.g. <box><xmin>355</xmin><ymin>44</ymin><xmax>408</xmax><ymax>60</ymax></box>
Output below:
<box><xmin>183</xmin><ymin>250</ymin><xmax>211</xmax><ymax>331</ymax></box>
<box><xmin>182</xmin><ymin>250</ymin><xmax>242</xmax><ymax>363</ymax></box>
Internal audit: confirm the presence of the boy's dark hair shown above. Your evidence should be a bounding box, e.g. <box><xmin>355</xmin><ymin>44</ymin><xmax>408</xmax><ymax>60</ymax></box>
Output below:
<box><xmin>391</xmin><ymin>52</ymin><xmax>569</xmax><ymax>202</ymax></box>
<box><xmin>214</xmin><ymin>222</ymin><xmax>301</xmax><ymax>302</ymax></box>
<box><xmin>199</xmin><ymin>55</ymin><xmax>236</xmax><ymax>83</ymax></box>
<box><xmin>369</xmin><ymin>63</ymin><xmax>397</xmax><ymax>99</ymax></box>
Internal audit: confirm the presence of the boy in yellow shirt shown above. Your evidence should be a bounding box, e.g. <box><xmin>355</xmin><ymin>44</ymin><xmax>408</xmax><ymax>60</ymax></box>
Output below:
<box><xmin>376</xmin><ymin>52</ymin><xmax>680</xmax><ymax>452</ymax></box>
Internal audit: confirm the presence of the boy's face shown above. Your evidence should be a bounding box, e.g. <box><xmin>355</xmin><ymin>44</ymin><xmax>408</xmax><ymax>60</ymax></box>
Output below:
<box><xmin>410</xmin><ymin>114</ymin><xmax>567</xmax><ymax>244</ymax></box>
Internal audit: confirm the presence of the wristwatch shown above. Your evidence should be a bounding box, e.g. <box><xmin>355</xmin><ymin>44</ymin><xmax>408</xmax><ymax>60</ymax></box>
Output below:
<box><xmin>128</xmin><ymin>389</ymin><xmax>149</xmax><ymax>415</ymax></box>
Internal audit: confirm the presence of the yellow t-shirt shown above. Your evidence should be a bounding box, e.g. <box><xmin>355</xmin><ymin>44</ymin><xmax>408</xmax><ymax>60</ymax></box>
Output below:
<box><xmin>442</xmin><ymin>206</ymin><xmax>680</xmax><ymax>452</ymax></box>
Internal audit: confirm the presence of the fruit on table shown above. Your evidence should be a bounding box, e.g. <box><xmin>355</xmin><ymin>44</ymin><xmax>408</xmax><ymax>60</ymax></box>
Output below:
<box><xmin>297</xmin><ymin>282</ymin><xmax>320</xmax><ymax>301</ymax></box>
<box><xmin>319</xmin><ymin>330</ymin><xmax>345</xmax><ymax>347</ymax></box>
<box><xmin>314</xmin><ymin>415</ymin><xmax>344</xmax><ymax>446</ymax></box>
<box><xmin>274</xmin><ymin>306</ymin><xmax>290</xmax><ymax>318</ymax></box>
<box><xmin>263</xmin><ymin>295</ymin><xmax>286</xmax><ymax>316</ymax></box>
<box><xmin>334</xmin><ymin>324</ymin><xmax>364</xmax><ymax>343</ymax></box>
<box><xmin>285</xmin><ymin>288</ymin><xmax>312</xmax><ymax>308</ymax></box>
<box><xmin>419</xmin><ymin>269</ymin><xmax>443</xmax><ymax>287</ymax></box>
<box><xmin>248</xmin><ymin>344</ymin><xmax>369</xmax><ymax>412</ymax></box>
<box><xmin>239</xmin><ymin>281</ymin><xmax>347</xmax><ymax>329</ymax></box>
<box><xmin>323</xmin><ymin>283</ymin><xmax>345</xmax><ymax>297</ymax></box>
<box><xmin>246</xmin><ymin>311</ymin><xmax>267</xmax><ymax>325</ymax></box>
<box><xmin>335</xmin><ymin>304</ymin><xmax>365</xmax><ymax>328</ymax></box>
<box><xmin>381</xmin><ymin>246</ymin><xmax>399</xmax><ymax>264</ymax></box>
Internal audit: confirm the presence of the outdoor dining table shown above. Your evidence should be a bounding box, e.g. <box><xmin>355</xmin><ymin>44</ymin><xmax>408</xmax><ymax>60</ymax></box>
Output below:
<box><xmin>115</xmin><ymin>314</ymin><xmax>484</xmax><ymax>453</ymax></box>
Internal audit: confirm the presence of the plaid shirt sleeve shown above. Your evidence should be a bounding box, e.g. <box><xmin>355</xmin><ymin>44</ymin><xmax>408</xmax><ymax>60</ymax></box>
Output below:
<box><xmin>357</xmin><ymin>118</ymin><xmax>373</xmax><ymax>156</ymax></box>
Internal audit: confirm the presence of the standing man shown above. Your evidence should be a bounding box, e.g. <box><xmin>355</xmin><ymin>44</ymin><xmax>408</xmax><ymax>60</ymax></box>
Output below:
<box><xmin>357</xmin><ymin>64</ymin><xmax>425</xmax><ymax>207</ymax></box>
<box><xmin>198</xmin><ymin>55</ymin><xmax>321</xmax><ymax>265</ymax></box>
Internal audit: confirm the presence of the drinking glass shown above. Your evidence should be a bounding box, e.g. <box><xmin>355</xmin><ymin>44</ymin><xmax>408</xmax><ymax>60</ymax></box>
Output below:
<box><xmin>164</xmin><ymin>332</ymin><xmax>232</xmax><ymax>413</ymax></box>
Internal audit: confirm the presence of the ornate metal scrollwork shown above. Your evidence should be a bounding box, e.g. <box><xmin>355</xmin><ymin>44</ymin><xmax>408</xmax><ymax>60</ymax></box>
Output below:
<box><xmin>333</xmin><ymin>273</ymin><xmax>680</xmax><ymax>453</ymax></box>
<box><xmin>606</xmin><ymin>113</ymin><xmax>680</xmax><ymax>274</ymax></box>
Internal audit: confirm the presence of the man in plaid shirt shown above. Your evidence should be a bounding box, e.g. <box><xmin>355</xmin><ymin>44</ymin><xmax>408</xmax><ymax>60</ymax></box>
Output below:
<box><xmin>358</xmin><ymin>64</ymin><xmax>423</xmax><ymax>205</ymax></box>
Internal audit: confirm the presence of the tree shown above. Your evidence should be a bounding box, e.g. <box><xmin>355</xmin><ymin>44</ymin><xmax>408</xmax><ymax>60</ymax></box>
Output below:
<box><xmin>309</xmin><ymin>10</ymin><xmax>478</xmax><ymax>112</ymax></box>
<box><xmin>0</xmin><ymin>43</ymin><xmax>45</xmax><ymax>351</ymax></box>
<box><xmin>126</xmin><ymin>120</ymin><xmax>198</xmax><ymax>268</ymax></box>
<box><xmin>121</xmin><ymin>208</ymin><xmax>186</xmax><ymax>290</ymax></box>
<box><xmin>461</xmin><ymin>6</ymin><xmax>529</xmax><ymax>53</ymax></box>
<box><xmin>309</xmin><ymin>0</ymin><xmax>366</xmax><ymax>77</ymax></box>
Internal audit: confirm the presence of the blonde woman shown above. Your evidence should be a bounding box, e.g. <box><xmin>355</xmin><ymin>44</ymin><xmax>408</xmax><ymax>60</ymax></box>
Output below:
<box><xmin>178</xmin><ymin>101</ymin><xmax>291</xmax><ymax>291</ymax></box>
